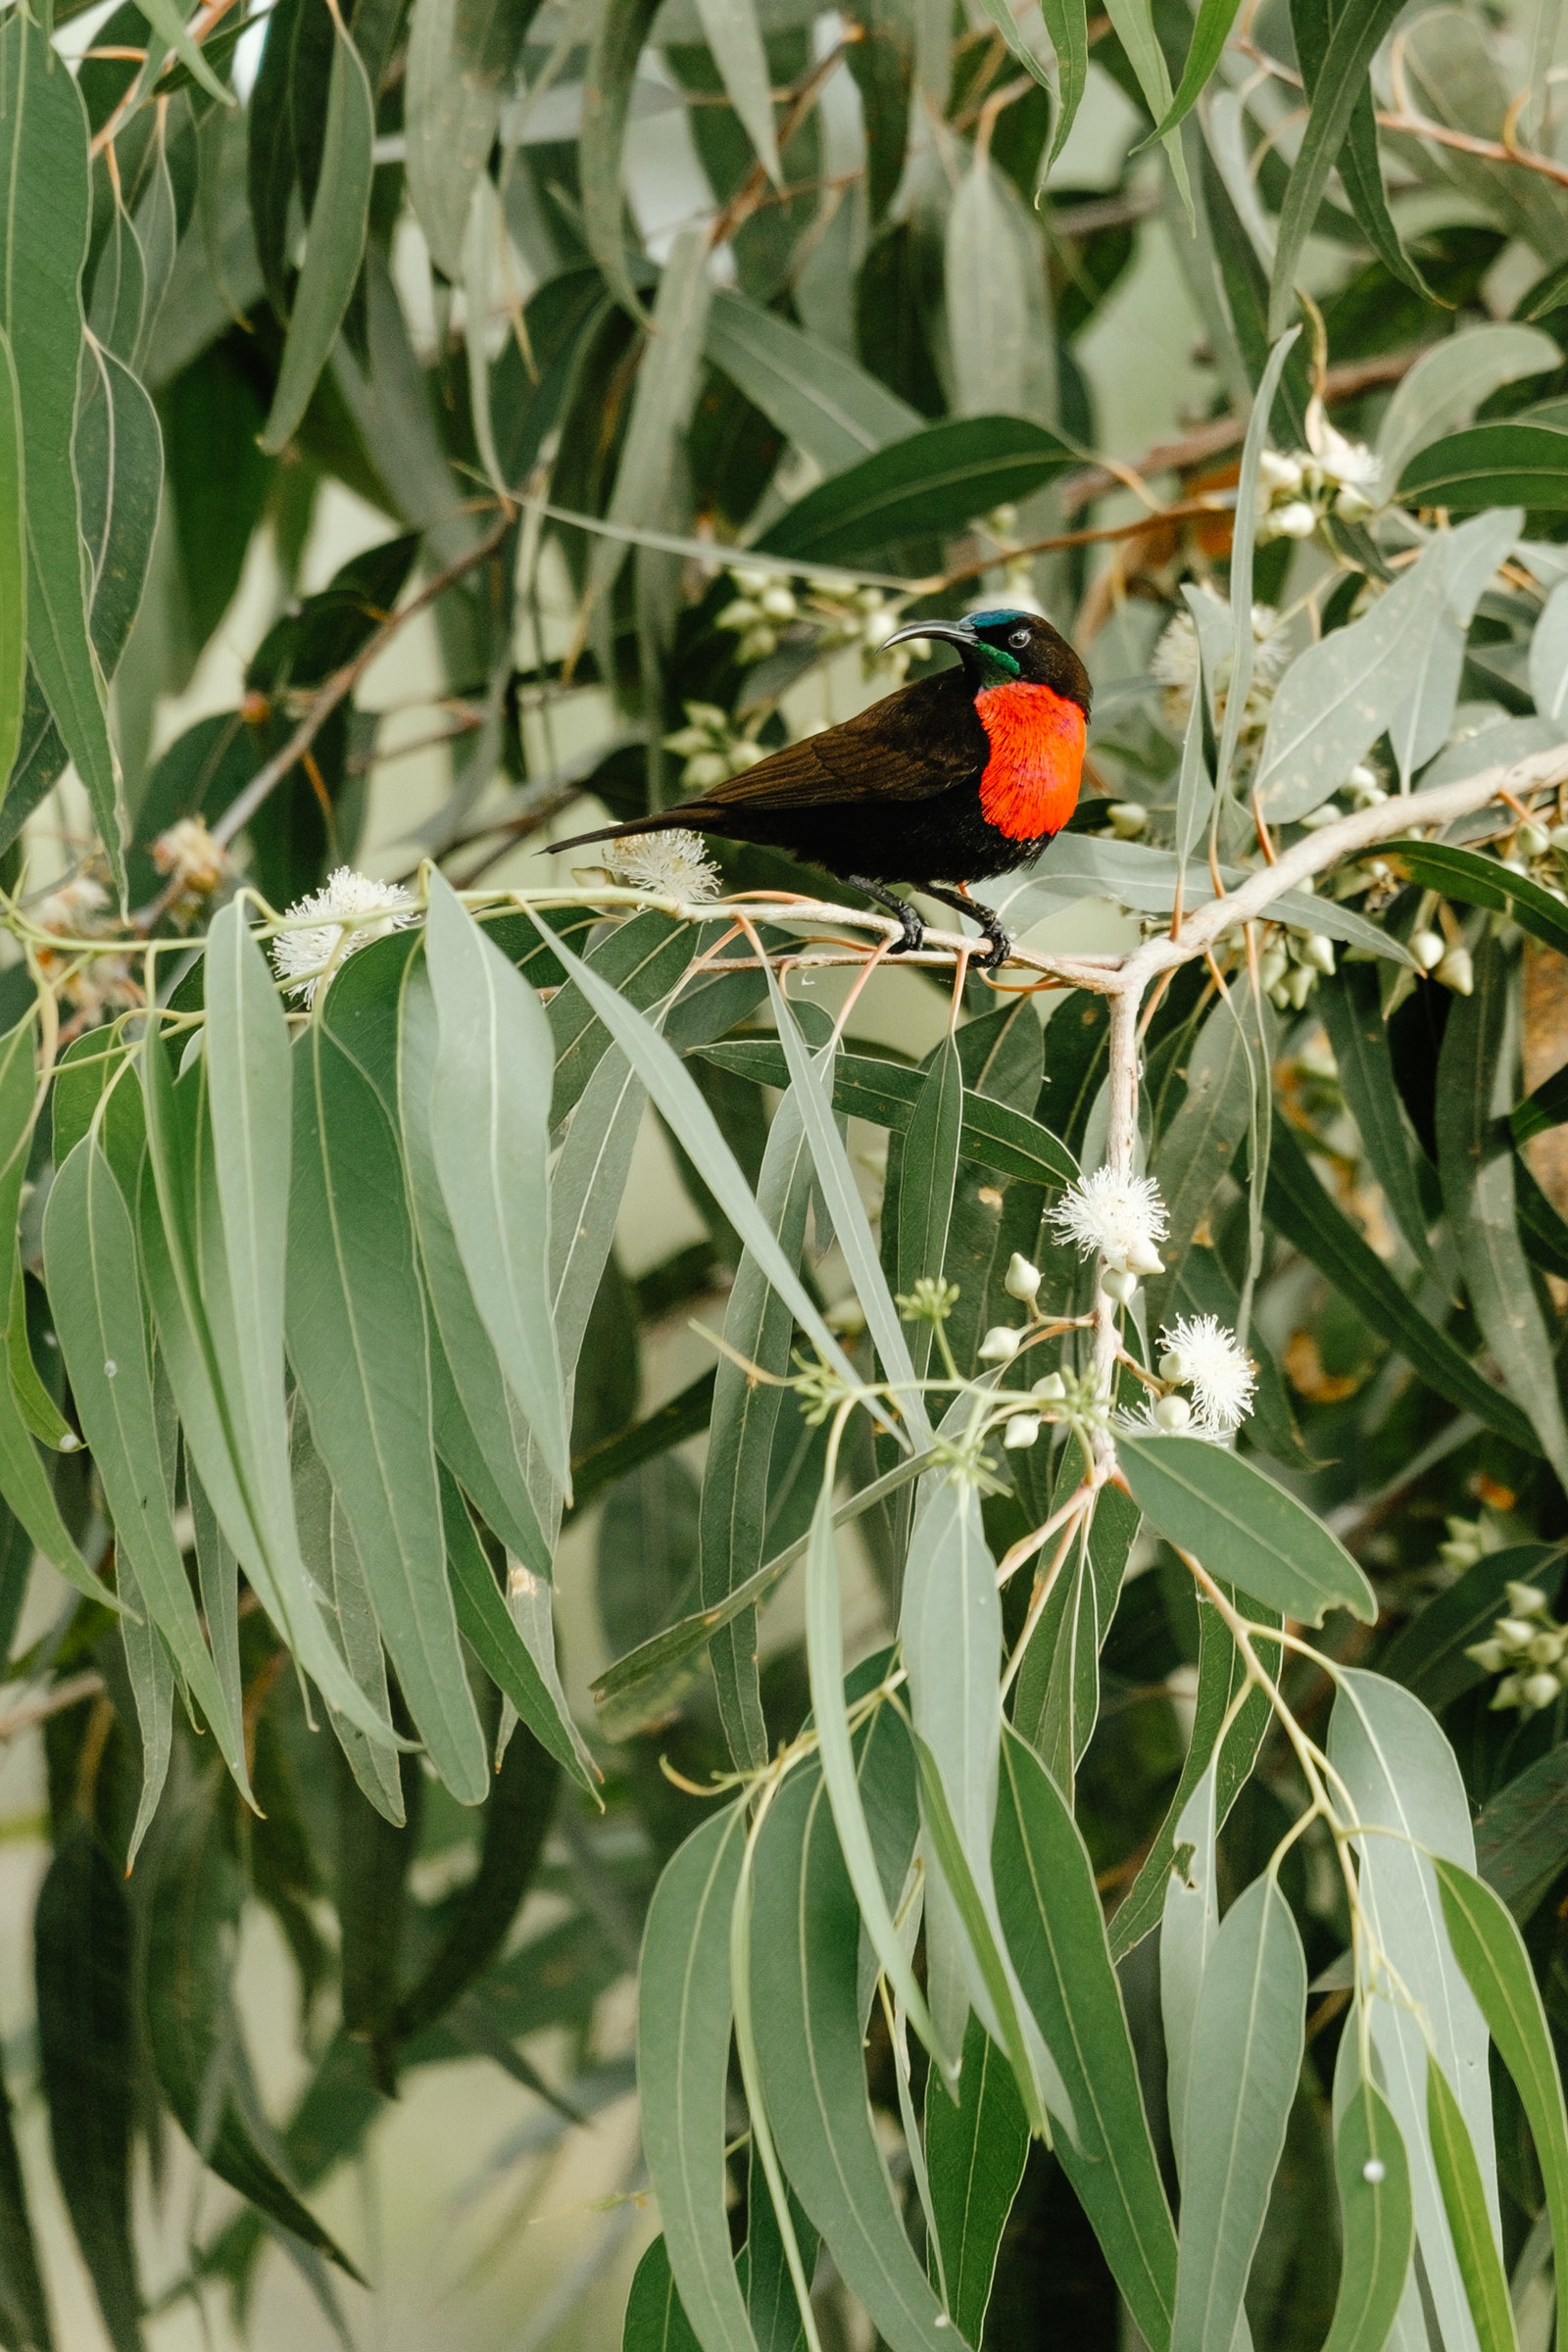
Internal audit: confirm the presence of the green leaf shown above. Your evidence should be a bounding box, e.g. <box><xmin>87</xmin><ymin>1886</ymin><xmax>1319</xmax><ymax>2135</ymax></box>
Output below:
<box><xmin>749</xmin><ymin>1739</ymin><xmax>957</xmax><ymax>2352</ymax></box>
<box><xmin>405</xmin><ymin>0</ymin><xmax>543</xmax><ymax>277</ymax></box>
<box><xmin>694</xmin><ymin>0</ymin><xmax>780</xmax><ymax>177</ymax></box>
<box><xmin>335</xmin><ymin>1739</ymin><xmax>416</xmax><ymax>2068</ymax></box>
<box><xmin>1329</xmin><ymin>1671</ymin><xmax>1496</xmax><ymax>2352</ymax></box>
<box><xmin>1385</xmin><ymin>840</ymin><xmax>1568</xmax><ymax>964</ymax></box>
<box><xmin>624</xmin><ymin>2239</ymin><xmax>704</xmax><ymax>2352</ymax></box>
<box><xmin>290</xmin><ymin>1413</ymin><xmax>404</xmax><ymax>1823</ymax></box>
<box><xmin>1171</xmin><ymin>1875</ymin><xmax>1306</xmax><ymax>2352</ymax></box>
<box><xmin>1033</xmin><ymin>0</ymin><xmax>1087</xmax><ymax>159</ymax></box>
<box><xmin>440</xmin><ymin>1467</ymin><xmax>596</xmax><ymax>1789</ymax></box>
<box><xmin>701</xmin><ymin>1041</ymin><xmax>1077</xmax><ymax>1189</ymax></box>
<box><xmin>1426</xmin><ymin>2055</ymin><xmax>1519</xmax><ymax>2352</ymax></box>
<box><xmin>1264</xmin><ymin>1116</ymin><xmax>1539</xmax><ymax>1454</ymax></box>
<box><xmin>757</xmin><ymin>416</ymin><xmax>1077</xmax><ymax>567</ymax></box>
<box><xmin>287</xmin><ymin>1018</ymin><xmax>488</xmax><ymax>1801</ymax></box>
<box><xmin>35</xmin><ymin>1827</ymin><xmax>137</xmax><ymax>2352</ymax></box>
<box><xmin>924</xmin><ymin>2013</ymin><xmax>1027</xmax><ymax>2347</ymax></box>
<box><xmin>1150</xmin><ymin>992</ymin><xmax>1262</xmax><ymax>1310</ymax></box>
<box><xmin>740</xmin><ymin>2145</ymin><xmax>817</xmax><ymax>2352</ymax></box>
<box><xmin>425</xmin><ymin>873</ymin><xmax>569</xmax><ymax>1488</ymax></box>
<box><xmin>1475</xmin><ymin>1745</ymin><xmax>1568</xmax><ymax>1921</ymax></box>
<box><xmin>700</xmin><ymin>1085</ymin><xmax>813</xmax><ymax>1773</ymax></box>
<box><xmin>0</xmin><ymin>2034</ymin><xmax>48</xmax><ymax>2352</ymax></box>
<box><xmin>1434</xmin><ymin>1861</ymin><xmax>1568</xmax><ymax>2352</ymax></box>
<box><xmin>587</xmin><ymin>228</ymin><xmax>714</xmax><ymax>611</ymax></box>
<box><xmin>995</xmin><ymin>1728</ymin><xmax>1178</xmax><ymax>2347</ymax></box>
<box><xmin>1318</xmin><ymin>966</ymin><xmax>1438</xmax><ymax>1278</ymax></box>
<box><xmin>897</xmin><ymin>1036</ymin><xmax>962</xmax><ymax>1386</ymax></box>
<box><xmin>581</xmin><ymin>0</ymin><xmax>662</xmax><ymax>320</ymax></box>
<box><xmin>1398</xmin><ymin>421</ymin><xmax>1568</xmax><ymax>511</ymax></box>
<box><xmin>550</xmin><ymin>908</ymin><xmax>693</xmax><ymax>1127</ymax></box>
<box><xmin>1375</xmin><ymin>325</ymin><xmax>1560</xmax><ymax>486</ymax></box>
<box><xmin>43</xmin><ymin>1142</ymin><xmax>250</xmax><ymax>1794</ymax></box>
<box><xmin>638</xmin><ymin>1803</ymin><xmax>758</xmax><ymax>2352</ymax></box>
<box><xmin>1437</xmin><ymin>931</ymin><xmax>1568</xmax><ymax>1482</ymax></box>
<box><xmin>706</xmin><ymin>291</ymin><xmax>920</xmax><ymax>475</ymax></box>
<box><xmin>259</xmin><ymin>15</ymin><xmax>374</xmax><ymax>455</ymax></box>
<box><xmin>6</xmin><ymin>1253</ymin><xmax>71</xmax><ymax>1450</ymax></box>
<box><xmin>1116</xmin><ymin>1431</ymin><xmax>1375</xmax><ymax>1625</ymax></box>
<box><xmin>1147</xmin><ymin>0</ymin><xmax>1244</xmax><ymax>141</ymax></box>
<box><xmin>0</xmin><ymin>332</ymin><xmax>25</xmax><ymax>793</ymax></box>
<box><xmin>145</xmin><ymin>1776</ymin><xmax>365</xmax><ymax>2278</ymax></box>
<box><xmin>116</xmin><ymin>1548</ymin><xmax>173</xmax><ymax>1867</ymax></box>
<box><xmin>1012</xmin><ymin>1447</ymin><xmax>1140</xmax><ymax>1788</ymax></box>
<box><xmin>0</xmin><ymin>15</ymin><xmax>120</xmax><ymax>887</ymax></box>
<box><xmin>1266</xmin><ymin>0</ymin><xmax>1401</xmax><ymax>333</ymax></box>
<box><xmin>128</xmin><ymin>0</ymin><xmax>231</xmax><ymax>103</ymax></box>
<box><xmin>1321</xmin><ymin>2068</ymin><xmax>1414</xmax><ymax>2352</ymax></box>
<box><xmin>76</xmin><ymin>339</ymin><xmax>162</xmax><ymax>690</ymax></box>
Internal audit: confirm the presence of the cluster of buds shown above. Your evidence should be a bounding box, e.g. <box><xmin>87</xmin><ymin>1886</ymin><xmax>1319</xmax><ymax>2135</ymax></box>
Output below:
<box><xmin>28</xmin><ymin>875</ymin><xmax>143</xmax><ymax>1033</ymax></box>
<box><xmin>152</xmin><ymin>816</ymin><xmax>231</xmax><ymax>924</ymax></box>
<box><xmin>715</xmin><ymin>568</ymin><xmax>912</xmax><ymax>684</ymax></box>
<box><xmin>662</xmin><ymin>702</ymin><xmax>768</xmax><ymax>793</ymax></box>
<box><xmin>1258</xmin><ymin>922</ymin><xmax>1338</xmax><ymax>1013</ymax></box>
<box><xmin>1256</xmin><ymin>403</ymin><xmax>1381</xmax><ymax>542</ymax></box>
<box><xmin>1407</xmin><ymin>921</ymin><xmax>1474</xmax><ymax>996</ymax></box>
<box><xmin>1298</xmin><ymin>761</ymin><xmax>1389</xmax><ymax>832</ymax></box>
<box><xmin>1465</xmin><ymin>1576</ymin><xmax>1568</xmax><ymax>1716</ymax></box>
<box><xmin>1495</xmin><ymin>813</ymin><xmax>1568</xmax><ymax>907</ymax></box>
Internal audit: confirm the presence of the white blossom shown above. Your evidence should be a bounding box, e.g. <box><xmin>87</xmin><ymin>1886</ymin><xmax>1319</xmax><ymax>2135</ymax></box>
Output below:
<box><xmin>1157</xmin><ymin>1312</ymin><xmax>1256</xmax><ymax>1436</ymax></box>
<box><xmin>270</xmin><ymin>866</ymin><xmax>416</xmax><ymax>1004</ymax></box>
<box><xmin>605</xmin><ymin>829</ymin><xmax>720</xmax><ymax>904</ymax></box>
<box><xmin>1049</xmin><ymin>1167</ymin><xmax>1168</xmax><ymax>1274</ymax></box>
<box><xmin>31</xmin><ymin>876</ymin><xmax>108</xmax><ymax>936</ymax></box>
<box><xmin>1150</xmin><ymin>601</ymin><xmax>1290</xmax><ymax>734</ymax></box>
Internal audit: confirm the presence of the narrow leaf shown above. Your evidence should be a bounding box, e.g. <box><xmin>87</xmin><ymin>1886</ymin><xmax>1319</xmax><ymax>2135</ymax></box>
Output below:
<box><xmin>1426</xmin><ymin>2056</ymin><xmax>1519</xmax><ymax>2352</ymax></box>
<box><xmin>1116</xmin><ymin>1430</ymin><xmax>1375</xmax><ymax>1624</ymax></box>
<box><xmin>260</xmin><ymin>16</ymin><xmax>374</xmax><ymax>454</ymax></box>
<box><xmin>1322</xmin><ymin>2068</ymin><xmax>1414</xmax><ymax>2352</ymax></box>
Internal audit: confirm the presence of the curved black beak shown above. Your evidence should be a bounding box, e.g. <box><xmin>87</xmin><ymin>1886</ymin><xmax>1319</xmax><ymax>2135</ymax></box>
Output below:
<box><xmin>881</xmin><ymin>617</ymin><xmax>979</xmax><ymax>654</ymax></box>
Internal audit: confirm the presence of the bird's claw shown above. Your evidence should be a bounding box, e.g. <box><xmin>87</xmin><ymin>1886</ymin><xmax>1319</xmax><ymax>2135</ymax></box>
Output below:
<box><xmin>978</xmin><ymin>920</ymin><xmax>1011</xmax><ymax>974</ymax></box>
<box><xmin>888</xmin><ymin>906</ymin><xmax>926</xmax><ymax>956</ymax></box>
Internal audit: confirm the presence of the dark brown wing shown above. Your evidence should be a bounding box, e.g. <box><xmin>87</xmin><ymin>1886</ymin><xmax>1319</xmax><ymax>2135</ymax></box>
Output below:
<box><xmin>695</xmin><ymin>668</ymin><xmax>984</xmax><ymax>812</ymax></box>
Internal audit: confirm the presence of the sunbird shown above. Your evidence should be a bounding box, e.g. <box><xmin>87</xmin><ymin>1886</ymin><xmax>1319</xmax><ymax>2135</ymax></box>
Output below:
<box><xmin>551</xmin><ymin>608</ymin><xmax>1092</xmax><ymax>970</ymax></box>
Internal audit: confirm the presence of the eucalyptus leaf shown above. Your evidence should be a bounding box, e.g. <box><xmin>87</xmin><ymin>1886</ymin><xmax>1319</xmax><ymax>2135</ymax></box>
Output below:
<box><xmin>1116</xmin><ymin>1431</ymin><xmax>1376</xmax><ymax>1625</ymax></box>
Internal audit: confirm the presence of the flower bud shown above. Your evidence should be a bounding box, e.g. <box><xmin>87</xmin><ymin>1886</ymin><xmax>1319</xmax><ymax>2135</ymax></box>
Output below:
<box><xmin>1435</xmin><ymin>948</ymin><xmax>1473</xmax><ymax>996</ymax></box>
<box><xmin>1505</xmin><ymin>1580</ymin><xmax>1548</xmax><ymax>1617</ymax></box>
<box><xmin>1158</xmin><ymin>1350</ymin><xmax>1187</xmax><ymax>1382</ymax></box>
<box><xmin>1273</xmin><ymin>501</ymin><xmax>1318</xmax><ymax>540</ymax></box>
<box><xmin>1154</xmin><ymin>1394</ymin><xmax>1193</xmax><ymax>1431</ymax></box>
<box><xmin>1440</xmin><ymin>1539</ymin><xmax>1483</xmax><ymax>1568</ymax></box>
<box><xmin>1410</xmin><ymin>929</ymin><xmax>1446</xmax><ymax>971</ymax></box>
<box><xmin>978</xmin><ymin>1325</ymin><xmax>1022</xmax><ymax>1362</ymax></box>
<box><xmin>683</xmin><ymin>753</ymin><xmax>729</xmax><ymax>790</ymax></box>
<box><xmin>1126</xmin><ymin>1240</ymin><xmax>1165</xmax><ymax>1276</ymax></box>
<box><xmin>1258</xmin><ymin>450</ymin><xmax>1303</xmax><ymax>494</ymax></box>
<box><xmin>1361</xmin><ymin>2160</ymin><xmax>1386</xmax><ymax>2185</ymax></box>
<box><xmin>716</xmin><ymin>598</ymin><xmax>762</xmax><ymax>630</ymax></box>
<box><xmin>1032</xmin><ymin>1371</ymin><xmax>1067</xmax><ymax>1401</ymax></box>
<box><xmin>1300</xmin><ymin>932</ymin><xmax>1337</xmax><ymax>975</ymax></box>
<box><xmin>1108</xmin><ymin>802</ymin><xmax>1149</xmax><ymax>838</ymax></box>
<box><xmin>1517</xmin><ymin>820</ymin><xmax>1550</xmax><ymax>858</ymax></box>
<box><xmin>1102</xmin><ymin>1267</ymin><xmax>1139</xmax><ymax>1304</ymax></box>
<box><xmin>1495</xmin><ymin>1618</ymin><xmax>1539</xmax><ymax>1653</ymax></box>
<box><xmin>1550</xmin><ymin>821</ymin><xmax>1568</xmax><ymax>852</ymax></box>
<box><xmin>1285</xmin><ymin>962</ymin><xmax>1316</xmax><ymax>1009</ymax></box>
<box><xmin>1528</xmin><ymin>1628</ymin><xmax>1565</xmax><ymax>1667</ymax></box>
<box><xmin>1259</xmin><ymin>946</ymin><xmax>1289</xmax><ymax>991</ymax></box>
<box><xmin>1004</xmin><ymin>1252</ymin><xmax>1042</xmax><ymax>1301</ymax></box>
<box><xmin>1465</xmin><ymin>1639</ymin><xmax>1506</xmax><ymax>1673</ymax></box>
<box><xmin>759</xmin><ymin>583</ymin><xmax>797</xmax><ymax>621</ymax></box>
<box><xmin>1524</xmin><ymin>1670</ymin><xmax>1560</xmax><ymax>1711</ymax></box>
<box><xmin>1492</xmin><ymin>1673</ymin><xmax>1523</xmax><ymax>1710</ymax></box>
<box><xmin>1299</xmin><ymin>804</ymin><xmax>1341</xmax><ymax>830</ymax></box>
<box><xmin>1003</xmin><ymin>1412</ymin><xmax>1042</xmax><ymax>1449</ymax></box>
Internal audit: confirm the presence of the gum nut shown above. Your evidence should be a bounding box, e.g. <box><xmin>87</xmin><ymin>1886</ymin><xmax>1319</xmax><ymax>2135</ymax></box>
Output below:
<box><xmin>1524</xmin><ymin>1671</ymin><xmax>1560</xmax><ymax>1711</ymax></box>
<box><xmin>1301</xmin><ymin>933</ymin><xmax>1337</xmax><ymax>974</ymax></box>
<box><xmin>1299</xmin><ymin>804</ymin><xmax>1341</xmax><ymax>829</ymax></box>
<box><xmin>1269</xmin><ymin>982</ymin><xmax>1293</xmax><ymax>1011</ymax></box>
<box><xmin>1127</xmin><ymin>1240</ymin><xmax>1166</xmax><ymax>1276</ymax></box>
<box><xmin>1032</xmin><ymin>1371</ymin><xmax>1067</xmax><ymax>1401</ymax></box>
<box><xmin>1274</xmin><ymin>501</ymin><xmax>1318</xmax><ymax>539</ymax></box>
<box><xmin>1335</xmin><ymin>484</ymin><xmax>1374</xmax><ymax>518</ymax></box>
<box><xmin>1102</xmin><ymin>1267</ymin><xmax>1139</xmax><ymax>1304</ymax></box>
<box><xmin>1003</xmin><ymin>1413</ymin><xmax>1043</xmax><ymax>1449</ymax></box>
<box><xmin>1528</xmin><ymin>1628</ymin><xmax>1565</xmax><ymax>1666</ymax></box>
<box><xmin>1154</xmin><ymin>1394</ymin><xmax>1194</xmax><ymax>1431</ymax></box>
<box><xmin>1465</xmin><ymin>1640</ymin><xmax>1507</xmax><ymax>1673</ymax></box>
<box><xmin>1496</xmin><ymin>1618</ymin><xmax>1539</xmax><ymax>1652</ymax></box>
<box><xmin>1517</xmin><ymin>820</ymin><xmax>1550</xmax><ymax>858</ymax></box>
<box><xmin>1435</xmin><ymin>947</ymin><xmax>1474</xmax><ymax>996</ymax></box>
<box><xmin>978</xmin><ymin>1325</ymin><xmax>1022</xmax><ymax>1361</ymax></box>
<box><xmin>1410</xmin><ymin>929</ymin><xmax>1446</xmax><ymax>971</ymax></box>
<box><xmin>1158</xmin><ymin>1350</ymin><xmax>1186</xmax><ymax>1382</ymax></box>
<box><xmin>1004</xmin><ymin>1252</ymin><xmax>1042</xmax><ymax>1299</ymax></box>
<box><xmin>1348</xmin><ymin>763</ymin><xmax>1378</xmax><ymax>789</ymax></box>
<box><xmin>58</xmin><ymin>1431</ymin><xmax>81</xmax><ymax>1452</ymax></box>
<box><xmin>1361</xmin><ymin>2160</ymin><xmax>1386</xmax><ymax>2185</ymax></box>
<box><xmin>683</xmin><ymin>753</ymin><xmax>729</xmax><ymax>790</ymax></box>
<box><xmin>1549</xmin><ymin>822</ymin><xmax>1568</xmax><ymax>851</ymax></box>
<box><xmin>1286</xmin><ymin>962</ymin><xmax>1316</xmax><ymax>1008</ymax></box>
<box><xmin>1108</xmin><ymin>802</ymin><xmax>1149</xmax><ymax>837</ymax></box>
<box><xmin>760</xmin><ymin>583</ymin><xmax>797</xmax><ymax>620</ymax></box>
<box><xmin>716</xmin><ymin>598</ymin><xmax>762</xmax><ymax>630</ymax></box>
<box><xmin>1506</xmin><ymin>1579</ymin><xmax>1548</xmax><ymax>1616</ymax></box>
<box><xmin>1492</xmin><ymin>1674</ymin><xmax>1523</xmax><ymax>1709</ymax></box>
<box><xmin>1260</xmin><ymin>948</ymin><xmax>1289</xmax><ymax>990</ymax></box>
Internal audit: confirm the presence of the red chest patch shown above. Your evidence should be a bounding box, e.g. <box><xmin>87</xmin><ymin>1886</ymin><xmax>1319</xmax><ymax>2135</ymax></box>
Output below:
<box><xmin>974</xmin><ymin>681</ymin><xmax>1086</xmax><ymax>842</ymax></box>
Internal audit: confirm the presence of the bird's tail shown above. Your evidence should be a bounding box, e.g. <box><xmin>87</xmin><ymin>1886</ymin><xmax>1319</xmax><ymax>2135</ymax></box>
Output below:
<box><xmin>544</xmin><ymin>809</ymin><xmax>705</xmax><ymax>859</ymax></box>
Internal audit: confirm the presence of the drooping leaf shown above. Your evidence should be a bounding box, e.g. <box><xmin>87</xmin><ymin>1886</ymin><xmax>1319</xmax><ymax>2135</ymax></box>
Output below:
<box><xmin>624</xmin><ymin>2238</ymin><xmax>704</xmax><ymax>2352</ymax></box>
<box><xmin>0</xmin><ymin>2034</ymin><xmax>48</xmax><ymax>2352</ymax></box>
<box><xmin>1425</xmin><ymin>2055</ymin><xmax>1519</xmax><ymax>2352</ymax></box>
<box><xmin>440</xmin><ymin>1466</ymin><xmax>597</xmax><ymax>1788</ymax></box>
<box><xmin>581</xmin><ymin>0</ymin><xmax>663</xmax><ymax>320</ymax></box>
<box><xmin>705</xmin><ymin>291</ymin><xmax>920</xmax><ymax>474</ymax></box>
<box><xmin>405</xmin><ymin>0</ymin><xmax>544</xmax><ymax>276</ymax></box>
<box><xmin>1319</xmin><ymin>966</ymin><xmax>1438</xmax><ymax>1278</ymax></box>
<box><xmin>587</xmin><ymin>228</ymin><xmax>714</xmax><ymax>612</ymax></box>
<box><xmin>1375</xmin><ymin>325</ymin><xmax>1560</xmax><ymax>486</ymax></box>
<box><xmin>1321</xmin><ymin>2061</ymin><xmax>1414</xmax><ymax>2352</ymax></box>
<box><xmin>1266</xmin><ymin>0</ymin><xmax>1401</xmax><ymax>333</ymax></box>
<box><xmin>1399</xmin><ymin>422</ymin><xmax>1568</xmax><ymax>512</ymax></box>
<box><xmin>1116</xmin><ymin>1431</ymin><xmax>1375</xmax><ymax>1625</ymax></box>
<box><xmin>756</xmin><ymin>416</ymin><xmax>1077</xmax><ymax>567</ymax></box>
<box><xmin>1383</xmin><ymin>839</ymin><xmax>1568</xmax><ymax>965</ymax></box>
<box><xmin>0</xmin><ymin>332</ymin><xmax>25</xmax><ymax>795</ymax></box>
<box><xmin>924</xmin><ymin>2012</ymin><xmax>1028</xmax><ymax>2347</ymax></box>
<box><xmin>1474</xmin><ymin>1745</ymin><xmax>1568</xmax><ymax>1921</ymax></box>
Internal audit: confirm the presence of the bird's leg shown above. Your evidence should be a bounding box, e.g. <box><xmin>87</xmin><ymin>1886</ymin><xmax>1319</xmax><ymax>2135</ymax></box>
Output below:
<box><xmin>849</xmin><ymin>875</ymin><xmax>925</xmax><ymax>956</ymax></box>
<box><xmin>922</xmin><ymin>883</ymin><xmax>1011</xmax><ymax>973</ymax></box>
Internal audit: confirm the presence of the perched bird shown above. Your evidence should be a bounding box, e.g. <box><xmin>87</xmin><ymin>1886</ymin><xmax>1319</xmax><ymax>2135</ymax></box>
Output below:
<box><xmin>550</xmin><ymin>607</ymin><xmax>1091</xmax><ymax>970</ymax></box>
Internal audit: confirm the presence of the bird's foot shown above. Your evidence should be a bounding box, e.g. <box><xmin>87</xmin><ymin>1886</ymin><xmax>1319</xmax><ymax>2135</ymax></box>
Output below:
<box><xmin>850</xmin><ymin>876</ymin><xmax>925</xmax><ymax>956</ymax></box>
<box><xmin>923</xmin><ymin>884</ymin><xmax>1011</xmax><ymax>972</ymax></box>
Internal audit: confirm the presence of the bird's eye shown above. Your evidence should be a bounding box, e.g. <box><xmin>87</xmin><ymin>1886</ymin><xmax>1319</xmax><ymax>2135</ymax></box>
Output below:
<box><xmin>1008</xmin><ymin>627</ymin><xmax>1030</xmax><ymax>649</ymax></box>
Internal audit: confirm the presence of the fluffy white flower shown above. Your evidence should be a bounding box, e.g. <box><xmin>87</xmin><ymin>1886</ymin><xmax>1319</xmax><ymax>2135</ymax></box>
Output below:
<box><xmin>1157</xmin><ymin>1313</ymin><xmax>1256</xmax><ymax>1436</ymax></box>
<box><xmin>1150</xmin><ymin>602</ymin><xmax>1290</xmax><ymax>732</ymax></box>
<box><xmin>605</xmin><ymin>829</ymin><xmax>720</xmax><ymax>903</ymax></box>
<box><xmin>32</xmin><ymin>876</ymin><xmax>108</xmax><ymax>936</ymax></box>
<box><xmin>270</xmin><ymin>866</ymin><xmax>416</xmax><ymax>1004</ymax></box>
<box><xmin>1049</xmin><ymin>1168</ymin><xmax>1168</xmax><ymax>1274</ymax></box>
<box><xmin>1312</xmin><ymin>422</ymin><xmax>1381</xmax><ymax>502</ymax></box>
